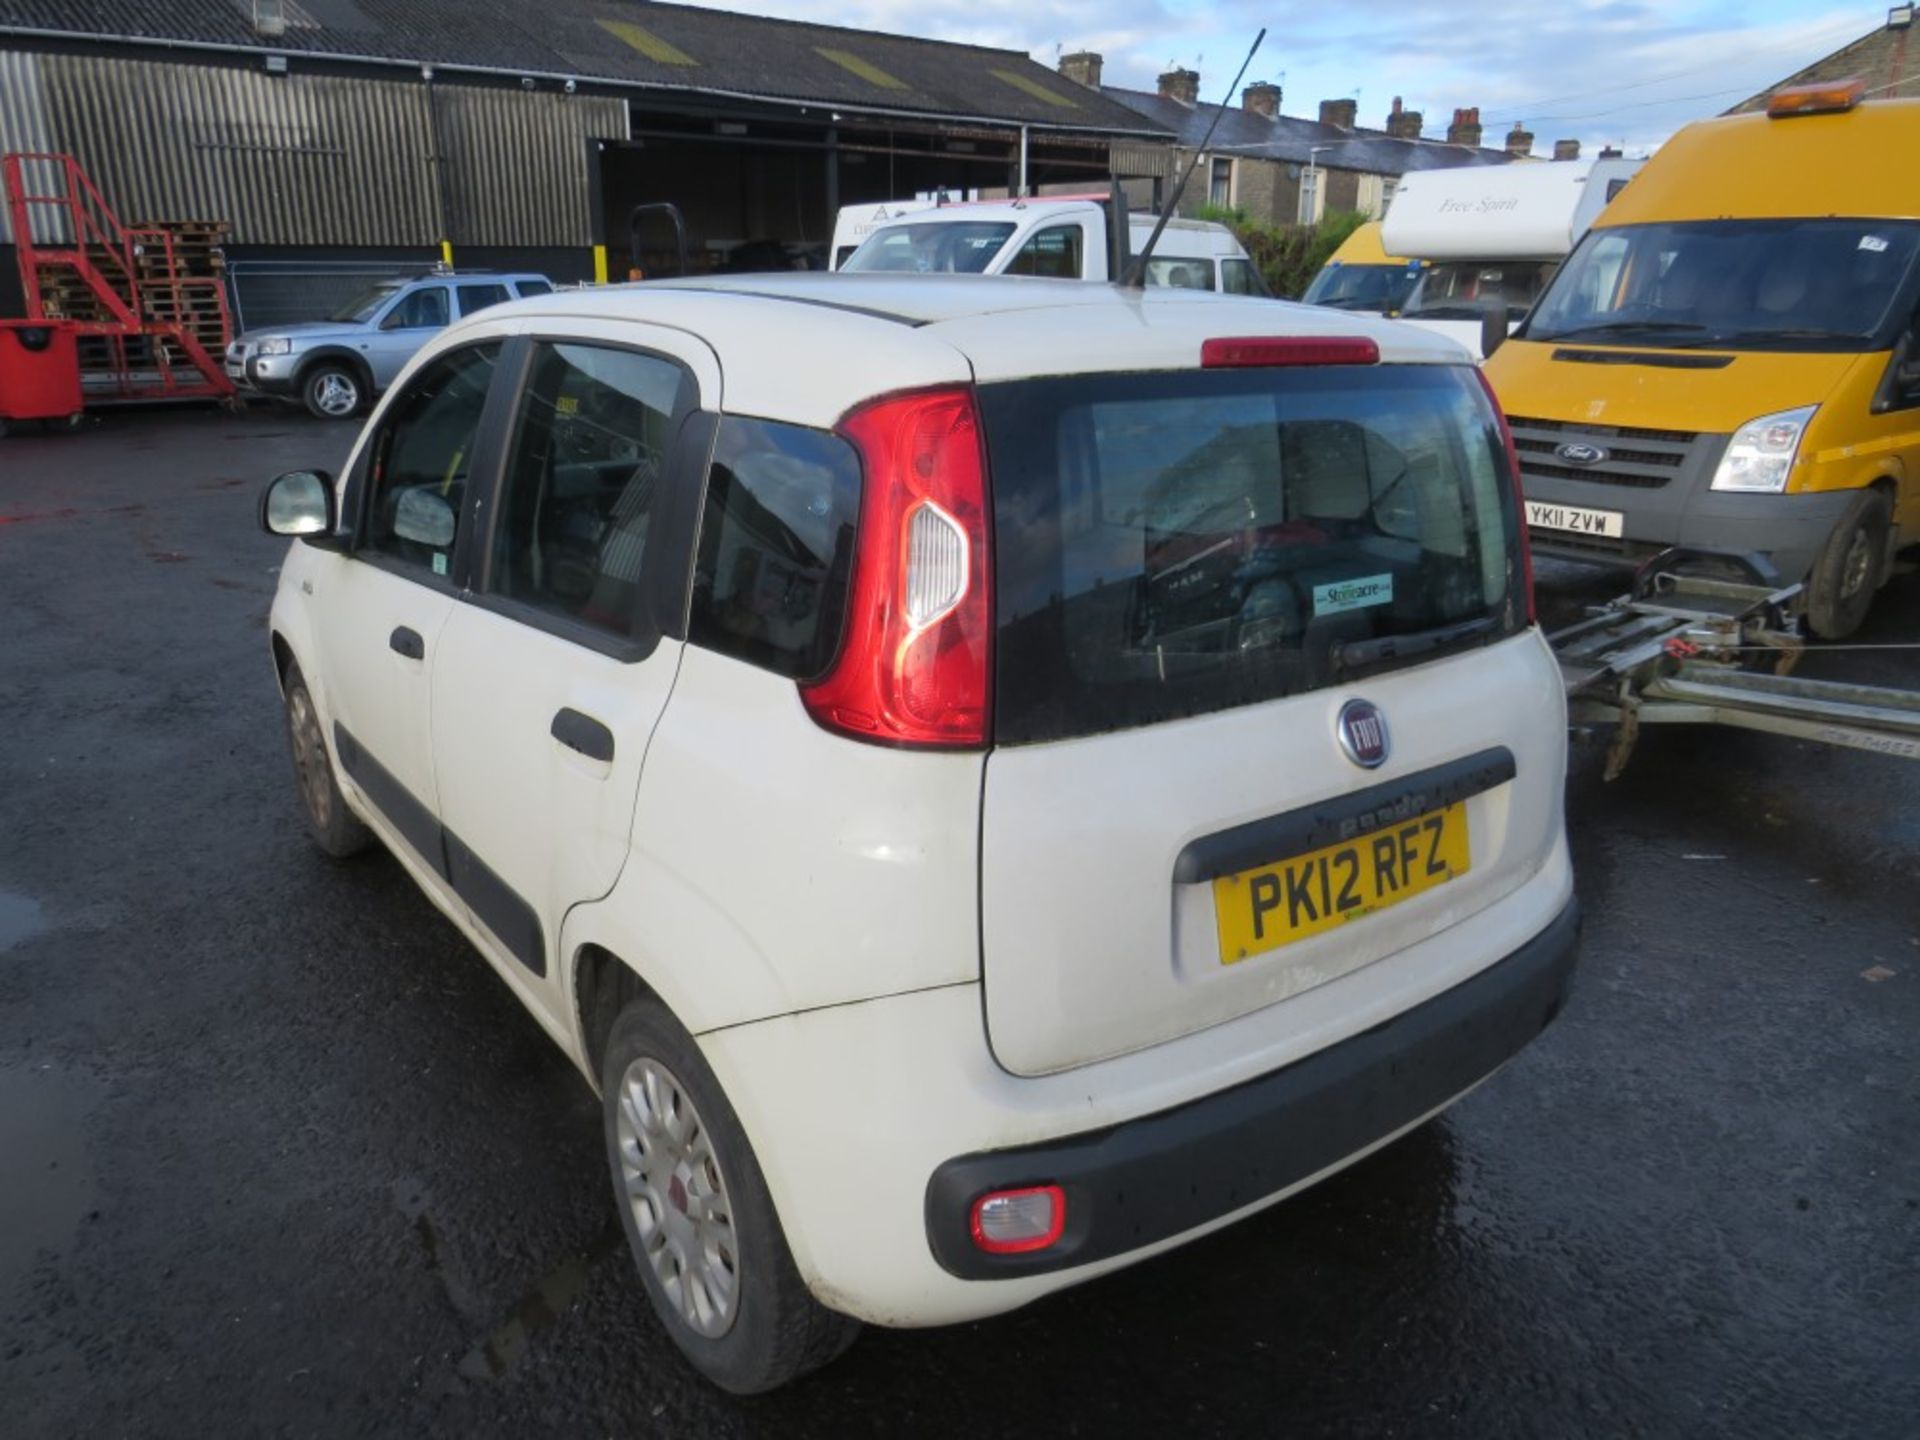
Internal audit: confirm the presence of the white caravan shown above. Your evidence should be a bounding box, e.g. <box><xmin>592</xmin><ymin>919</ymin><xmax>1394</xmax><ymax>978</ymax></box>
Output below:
<box><xmin>1382</xmin><ymin>157</ymin><xmax>1643</xmax><ymax>357</ymax></box>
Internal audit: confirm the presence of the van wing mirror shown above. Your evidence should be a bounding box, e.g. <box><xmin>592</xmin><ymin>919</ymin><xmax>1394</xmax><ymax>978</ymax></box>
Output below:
<box><xmin>1872</xmin><ymin>328</ymin><xmax>1920</xmax><ymax>413</ymax></box>
<box><xmin>1480</xmin><ymin>302</ymin><xmax>1513</xmax><ymax>359</ymax></box>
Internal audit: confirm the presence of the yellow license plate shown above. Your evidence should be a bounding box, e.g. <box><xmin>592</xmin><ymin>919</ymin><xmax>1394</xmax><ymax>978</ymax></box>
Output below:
<box><xmin>1214</xmin><ymin>802</ymin><xmax>1471</xmax><ymax>965</ymax></box>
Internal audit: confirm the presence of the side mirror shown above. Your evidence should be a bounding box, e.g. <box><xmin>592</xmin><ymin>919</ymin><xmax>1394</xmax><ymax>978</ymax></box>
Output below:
<box><xmin>1480</xmin><ymin>302</ymin><xmax>1513</xmax><ymax>359</ymax></box>
<box><xmin>1871</xmin><ymin>329</ymin><xmax>1920</xmax><ymax>413</ymax></box>
<box><xmin>392</xmin><ymin>488</ymin><xmax>457</xmax><ymax>549</ymax></box>
<box><xmin>260</xmin><ymin>470</ymin><xmax>335</xmax><ymax>537</ymax></box>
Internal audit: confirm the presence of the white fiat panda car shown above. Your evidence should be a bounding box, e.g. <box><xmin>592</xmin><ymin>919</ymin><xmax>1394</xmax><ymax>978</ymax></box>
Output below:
<box><xmin>259</xmin><ymin>274</ymin><xmax>1578</xmax><ymax>1393</ymax></box>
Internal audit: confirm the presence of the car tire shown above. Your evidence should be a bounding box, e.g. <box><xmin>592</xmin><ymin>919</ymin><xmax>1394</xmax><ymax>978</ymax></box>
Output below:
<box><xmin>1806</xmin><ymin>488</ymin><xmax>1891</xmax><ymax>640</ymax></box>
<box><xmin>601</xmin><ymin>996</ymin><xmax>860</xmax><ymax>1394</ymax></box>
<box><xmin>301</xmin><ymin>362</ymin><xmax>364</xmax><ymax>421</ymax></box>
<box><xmin>282</xmin><ymin>664</ymin><xmax>373</xmax><ymax>859</ymax></box>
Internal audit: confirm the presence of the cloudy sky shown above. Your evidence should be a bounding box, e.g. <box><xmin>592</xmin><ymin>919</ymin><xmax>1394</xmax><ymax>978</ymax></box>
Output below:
<box><xmin>700</xmin><ymin>0</ymin><xmax>1873</xmax><ymax>153</ymax></box>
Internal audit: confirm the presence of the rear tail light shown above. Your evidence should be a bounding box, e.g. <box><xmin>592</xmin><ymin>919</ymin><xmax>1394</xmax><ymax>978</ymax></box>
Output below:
<box><xmin>1202</xmin><ymin>336</ymin><xmax>1380</xmax><ymax>368</ymax></box>
<box><xmin>801</xmin><ymin>386</ymin><xmax>992</xmax><ymax>748</ymax></box>
<box><xmin>970</xmin><ymin>1185</ymin><xmax>1066</xmax><ymax>1254</ymax></box>
<box><xmin>1474</xmin><ymin>366</ymin><xmax>1536</xmax><ymax>625</ymax></box>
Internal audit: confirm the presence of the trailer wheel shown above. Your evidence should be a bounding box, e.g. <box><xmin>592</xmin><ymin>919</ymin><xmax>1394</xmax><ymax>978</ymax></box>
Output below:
<box><xmin>1806</xmin><ymin>488</ymin><xmax>1891</xmax><ymax>640</ymax></box>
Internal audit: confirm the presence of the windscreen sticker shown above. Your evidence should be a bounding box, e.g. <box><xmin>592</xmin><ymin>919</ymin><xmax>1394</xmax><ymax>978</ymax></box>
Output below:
<box><xmin>1860</xmin><ymin>235</ymin><xmax>1890</xmax><ymax>253</ymax></box>
<box><xmin>1313</xmin><ymin>574</ymin><xmax>1394</xmax><ymax>616</ymax></box>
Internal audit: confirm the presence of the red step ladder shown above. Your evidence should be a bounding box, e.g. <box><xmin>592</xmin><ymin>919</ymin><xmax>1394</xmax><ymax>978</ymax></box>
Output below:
<box><xmin>3</xmin><ymin>152</ymin><xmax>235</xmax><ymax>402</ymax></box>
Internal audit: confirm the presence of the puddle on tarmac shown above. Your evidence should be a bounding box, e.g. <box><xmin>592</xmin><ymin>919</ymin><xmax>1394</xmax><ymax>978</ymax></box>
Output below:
<box><xmin>0</xmin><ymin>1064</ymin><xmax>101</xmax><ymax>1299</ymax></box>
<box><xmin>0</xmin><ymin>890</ymin><xmax>48</xmax><ymax>953</ymax></box>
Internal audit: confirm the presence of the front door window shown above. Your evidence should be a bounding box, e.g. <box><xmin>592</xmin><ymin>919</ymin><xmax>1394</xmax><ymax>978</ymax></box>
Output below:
<box><xmin>359</xmin><ymin>344</ymin><xmax>500</xmax><ymax>578</ymax></box>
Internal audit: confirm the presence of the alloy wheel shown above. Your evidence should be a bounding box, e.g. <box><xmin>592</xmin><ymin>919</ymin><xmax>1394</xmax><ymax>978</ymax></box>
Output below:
<box><xmin>287</xmin><ymin>688</ymin><xmax>333</xmax><ymax>829</ymax></box>
<box><xmin>615</xmin><ymin>1056</ymin><xmax>740</xmax><ymax>1338</ymax></box>
<box><xmin>313</xmin><ymin>373</ymin><xmax>359</xmax><ymax>418</ymax></box>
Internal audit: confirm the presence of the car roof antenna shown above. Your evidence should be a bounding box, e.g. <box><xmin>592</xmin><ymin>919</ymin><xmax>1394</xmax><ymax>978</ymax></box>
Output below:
<box><xmin>1121</xmin><ymin>28</ymin><xmax>1265</xmax><ymax>290</ymax></box>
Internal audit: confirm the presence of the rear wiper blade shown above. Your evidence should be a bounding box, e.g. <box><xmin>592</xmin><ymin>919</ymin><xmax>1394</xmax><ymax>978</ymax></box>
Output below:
<box><xmin>1334</xmin><ymin>616</ymin><xmax>1498</xmax><ymax>672</ymax></box>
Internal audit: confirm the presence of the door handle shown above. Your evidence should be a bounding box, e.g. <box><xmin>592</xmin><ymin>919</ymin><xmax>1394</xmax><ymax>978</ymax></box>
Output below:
<box><xmin>551</xmin><ymin>707</ymin><xmax>615</xmax><ymax>763</ymax></box>
<box><xmin>389</xmin><ymin>625</ymin><xmax>425</xmax><ymax>660</ymax></box>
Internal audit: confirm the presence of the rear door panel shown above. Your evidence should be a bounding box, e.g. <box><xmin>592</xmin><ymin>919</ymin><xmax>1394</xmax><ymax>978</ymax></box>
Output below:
<box><xmin>979</xmin><ymin>630</ymin><xmax>1566</xmax><ymax>1076</ymax></box>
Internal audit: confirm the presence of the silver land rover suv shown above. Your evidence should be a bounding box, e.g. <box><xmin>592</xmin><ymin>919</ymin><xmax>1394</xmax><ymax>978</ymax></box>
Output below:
<box><xmin>225</xmin><ymin>271</ymin><xmax>554</xmax><ymax>420</ymax></box>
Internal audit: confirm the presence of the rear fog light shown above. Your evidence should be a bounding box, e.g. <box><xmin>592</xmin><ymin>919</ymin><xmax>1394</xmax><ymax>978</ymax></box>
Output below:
<box><xmin>969</xmin><ymin>1184</ymin><xmax>1066</xmax><ymax>1254</ymax></box>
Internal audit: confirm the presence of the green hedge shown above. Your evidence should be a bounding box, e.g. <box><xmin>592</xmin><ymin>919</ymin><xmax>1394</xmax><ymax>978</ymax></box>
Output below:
<box><xmin>1192</xmin><ymin>204</ymin><xmax>1371</xmax><ymax>300</ymax></box>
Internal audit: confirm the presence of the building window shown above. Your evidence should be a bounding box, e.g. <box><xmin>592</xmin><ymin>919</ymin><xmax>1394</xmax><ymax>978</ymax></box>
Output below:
<box><xmin>1209</xmin><ymin>158</ymin><xmax>1232</xmax><ymax>209</ymax></box>
<box><xmin>1297</xmin><ymin>166</ymin><xmax>1320</xmax><ymax>224</ymax></box>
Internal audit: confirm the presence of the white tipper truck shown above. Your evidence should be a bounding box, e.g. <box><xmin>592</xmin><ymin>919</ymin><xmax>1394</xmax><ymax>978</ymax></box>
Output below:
<box><xmin>831</xmin><ymin>195</ymin><xmax>1268</xmax><ymax>294</ymax></box>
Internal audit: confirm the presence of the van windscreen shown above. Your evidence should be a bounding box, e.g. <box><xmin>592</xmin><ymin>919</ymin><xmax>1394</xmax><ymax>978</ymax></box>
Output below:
<box><xmin>1525</xmin><ymin>219</ymin><xmax>1920</xmax><ymax>351</ymax></box>
<box><xmin>979</xmin><ymin>365</ymin><xmax>1525</xmax><ymax>745</ymax></box>
<box><xmin>839</xmin><ymin>221</ymin><xmax>1015</xmax><ymax>274</ymax></box>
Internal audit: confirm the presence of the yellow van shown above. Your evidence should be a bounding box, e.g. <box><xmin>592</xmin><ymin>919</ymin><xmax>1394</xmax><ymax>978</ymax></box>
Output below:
<box><xmin>1485</xmin><ymin>82</ymin><xmax>1920</xmax><ymax>637</ymax></box>
<box><xmin>1300</xmin><ymin>221</ymin><xmax>1424</xmax><ymax>316</ymax></box>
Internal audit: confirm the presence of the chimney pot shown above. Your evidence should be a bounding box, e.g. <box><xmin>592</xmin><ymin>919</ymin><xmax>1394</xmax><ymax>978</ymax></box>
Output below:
<box><xmin>1158</xmin><ymin>67</ymin><xmax>1200</xmax><ymax>106</ymax></box>
<box><xmin>1552</xmin><ymin>138</ymin><xmax>1581</xmax><ymax>161</ymax></box>
<box><xmin>1318</xmin><ymin>97</ymin><xmax>1358</xmax><ymax>131</ymax></box>
<box><xmin>1058</xmin><ymin>51</ymin><xmax>1103</xmax><ymax>89</ymax></box>
<box><xmin>1446</xmin><ymin>106</ymin><xmax>1484</xmax><ymax>148</ymax></box>
<box><xmin>1241</xmin><ymin>81</ymin><xmax>1281</xmax><ymax>118</ymax></box>
<box><xmin>1505</xmin><ymin>123</ymin><xmax>1535</xmax><ymax>158</ymax></box>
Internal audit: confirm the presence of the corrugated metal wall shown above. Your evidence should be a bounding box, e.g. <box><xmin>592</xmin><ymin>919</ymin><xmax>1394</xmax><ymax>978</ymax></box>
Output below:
<box><xmin>0</xmin><ymin>52</ymin><xmax>62</xmax><ymax>243</ymax></box>
<box><xmin>0</xmin><ymin>51</ymin><xmax>627</xmax><ymax>247</ymax></box>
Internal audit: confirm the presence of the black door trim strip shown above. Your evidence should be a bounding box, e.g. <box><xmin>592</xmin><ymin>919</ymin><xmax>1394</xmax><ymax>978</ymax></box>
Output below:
<box><xmin>1172</xmin><ymin>746</ymin><xmax>1517</xmax><ymax>884</ymax></box>
<box><xmin>332</xmin><ymin>722</ymin><xmax>546</xmax><ymax>976</ymax></box>
<box><xmin>443</xmin><ymin>832</ymin><xmax>547</xmax><ymax>978</ymax></box>
<box><xmin>333</xmin><ymin>721</ymin><xmax>448</xmax><ymax>882</ymax></box>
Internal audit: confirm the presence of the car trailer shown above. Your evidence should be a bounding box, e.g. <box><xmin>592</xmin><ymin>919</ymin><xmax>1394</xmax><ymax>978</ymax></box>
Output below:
<box><xmin>1550</xmin><ymin>550</ymin><xmax>1920</xmax><ymax>778</ymax></box>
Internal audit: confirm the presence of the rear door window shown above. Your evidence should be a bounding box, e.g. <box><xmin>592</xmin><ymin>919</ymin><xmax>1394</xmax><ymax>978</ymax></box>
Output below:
<box><xmin>488</xmin><ymin>342</ymin><xmax>692</xmax><ymax>643</ymax></box>
<box><xmin>688</xmin><ymin>417</ymin><xmax>862</xmax><ymax>680</ymax></box>
<box><xmin>979</xmin><ymin>364</ymin><xmax>1524</xmax><ymax>744</ymax></box>
<box><xmin>457</xmin><ymin>283</ymin><xmax>511</xmax><ymax>316</ymax></box>
<box><xmin>513</xmin><ymin>279</ymin><xmax>553</xmax><ymax>297</ymax></box>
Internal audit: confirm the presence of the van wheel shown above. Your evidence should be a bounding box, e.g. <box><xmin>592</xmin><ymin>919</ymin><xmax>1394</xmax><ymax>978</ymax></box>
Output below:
<box><xmin>283</xmin><ymin>665</ymin><xmax>372</xmax><ymax>858</ymax></box>
<box><xmin>602</xmin><ymin>997</ymin><xmax>859</xmax><ymax>1393</ymax></box>
<box><xmin>301</xmin><ymin>363</ymin><xmax>363</xmax><ymax>420</ymax></box>
<box><xmin>1806</xmin><ymin>489</ymin><xmax>1891</xmax><ymax>640</ymax></box>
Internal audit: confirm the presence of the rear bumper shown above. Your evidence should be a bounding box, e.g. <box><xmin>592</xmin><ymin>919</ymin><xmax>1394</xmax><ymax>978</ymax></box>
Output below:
<box><xmin>925</xmin><ymin>895</ymin><xmax>1580</xmax><ymax>1278</ymax></box>
<box><xmin>697</xmin><ymin>839</ymin><xmax>1576</xmax><ymax>1326</ymax></box>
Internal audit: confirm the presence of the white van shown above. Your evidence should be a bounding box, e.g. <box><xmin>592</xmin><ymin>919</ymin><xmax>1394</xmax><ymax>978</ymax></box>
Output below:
<box><xmin>1382</xmin><ymin>158</ymin><xmax>1642</xmax><ymax>357</ymax></box>
<box><xmin>833</xmin><ymin>196</ymin><xmax>1268</xmax><ymax>293</ymax></box>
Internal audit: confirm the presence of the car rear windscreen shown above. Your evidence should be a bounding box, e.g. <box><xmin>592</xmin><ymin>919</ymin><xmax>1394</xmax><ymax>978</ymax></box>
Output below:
<box><xmin>979</xmin><ymin>364</ymin><xmax>1526</xmax><ymax>745</ymax></box>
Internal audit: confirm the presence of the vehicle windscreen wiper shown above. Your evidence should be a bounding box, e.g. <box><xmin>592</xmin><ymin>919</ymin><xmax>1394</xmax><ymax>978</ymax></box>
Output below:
<box><xmin>1667</xmin><ymin>326</ymin><xmax>1867</xmax><ymax>349</ymax></box>
<box><xmin>1333</xmin><ymin>615</ymin><xmax>1499</xmax><ymax>673</ymax></box>
<box><xmin>1534</xmin><ymin>320</ymin><xmax>1712</xmax><ymax>342</ymax></box>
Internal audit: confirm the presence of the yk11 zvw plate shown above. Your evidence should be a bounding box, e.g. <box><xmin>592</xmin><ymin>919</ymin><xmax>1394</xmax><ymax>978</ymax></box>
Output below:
<box><xmin>1525</xmin><ymin>498</ymin><xmax>1624</xmax><ymax>539</ymax></box>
